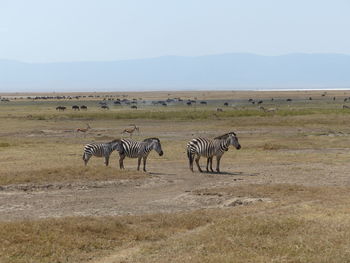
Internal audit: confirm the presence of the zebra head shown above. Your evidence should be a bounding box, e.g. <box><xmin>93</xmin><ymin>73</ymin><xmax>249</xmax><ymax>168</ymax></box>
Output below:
<box><xmin>216</xmin><ymin>132</ymin><xmax>241</xmax><ymax>150</ymax></box>
<box><xmin>144</xmin><ymin>138</ymin><xmax>164</xmax><ymax>156</ymax></box>
<box><xmin>228</xmin><ymin>132</ymin><xmax>241</xmax><ymax>150</ymax></box>
<box><xmin>110</xmin><ymin>139</ymin><xmax>124</xmax><ymax>153</ymax></box>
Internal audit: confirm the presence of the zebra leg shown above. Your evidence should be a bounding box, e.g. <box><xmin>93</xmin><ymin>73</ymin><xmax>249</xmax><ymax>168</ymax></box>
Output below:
<box><xmin>216</xmin><ymin>156</ymin><xmax>222</xmax><ymax>173</ymax></box>
<box><xmin>209</xmin><ymin>157</ymin><xmax>214</xmax><ymax>172</ymax></box>
<box><xmin>137</xmin><ymin>157</ymin><xmax>142</xmax><ymax>171</ymax></box>
<box><xmin>104</xmin><ymin>155</ymin><xmax>109</xmax><ymax>166</ymax></box>
<box><xmin>206</xmin><ymin>158</ymin><xmax>210</xmax><ymax>172</ymax></box>
<box><xmin>188</xmin><ymin>153</ymin><xmax>194</xmax><ymax>172</ymax></box>
<box><xmin>195</xmin><ymin>155</ymin><xmax>203</xmax><ymax>172</ymax></box>
<box><xmin>143</xmin><ymin>157</ymin><xmax>147</xmax><ymax>172</ymax></box>
<box><xmin>119</xmin><ymin>154</ymin><xmax>125</xmax><ymax>169</ymax></box>
<box><xmin>83</xmin><ymin>153</ymin><xmax>91</xmax><ymax>166</ymax></box>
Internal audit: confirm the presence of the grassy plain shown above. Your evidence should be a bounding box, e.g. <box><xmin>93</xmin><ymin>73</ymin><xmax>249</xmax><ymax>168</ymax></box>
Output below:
<box><xmin>1</xmin><ymin>90</ymin><xmax>350</xmax><ymax>262</ymax></box>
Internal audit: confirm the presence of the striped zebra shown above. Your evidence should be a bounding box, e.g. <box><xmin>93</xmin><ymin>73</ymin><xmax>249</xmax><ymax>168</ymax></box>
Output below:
<box><xmin>187</xmin><ymin>132</ymin><xmax>241</xmax><ymax>173</ymax></box>
<box><xmin>118</xmin><ymin>138</ymin><xmax>164</xmax><ymax>171</ymax></box>
<box><xmin>83</xmin><ymin>139</ymin><xmax>123</xmax><ymax>166</ymax></box>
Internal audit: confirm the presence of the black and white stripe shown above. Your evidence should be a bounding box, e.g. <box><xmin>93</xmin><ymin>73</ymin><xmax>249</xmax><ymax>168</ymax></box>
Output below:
<box><xmin>118</xmin><ymin>138</ymin><xmax>164</xmax><ymax>171</ymax></box>
<box><xmin>187</xmin><ymin>132</ymin><xmax>241</xmax><ymax>173</ymax></box>
<box><xmin>83</xmin><ymin>139</ymin><xmax>123</xmax><ymax>166</ymax></box>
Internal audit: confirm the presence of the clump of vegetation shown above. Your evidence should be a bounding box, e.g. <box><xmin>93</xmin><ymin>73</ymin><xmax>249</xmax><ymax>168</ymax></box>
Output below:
<box><xmin>0</xmin><ymin>166</ymin><xmax>146</xmax><ymax>186</ymax></box>
<box><xmin>261</xmin><ymin>143</ymin><xmax>286</xmax><ymax>151</ymax></box>
<box><xmin>0</xmin><ymin>142</ymin><xmax>10</xmax><ymax>147</ymax></box>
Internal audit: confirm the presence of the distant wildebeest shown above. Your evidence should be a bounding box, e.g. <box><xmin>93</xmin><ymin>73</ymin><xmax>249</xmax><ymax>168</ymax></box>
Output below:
<box><xmin>122</xmin><ymin>124</ymin><xmax>139</xmax><ymax>137</ymax></box>
<box><xmin>131</xmin><ymin>105</ymin><xmax>138</xmax><ymax>109</ymax></box>
<box><xmin>80</xmin><ymin>105</ymin><xmax>87</xmax><ymax>110</ymax></box>
<box><xmin>101</xmin><ymin>105</ymin><xmax>109</xmax><ymax>110</ymax></box>
<box><xmin>72</xmin><ymin>105</ymin><xmax>80</xmax><ymax>111</ymax></box>
<box><xmin>309</xmin><ymin>97</ymin><xmax>313</xmax><ymax>100</ymax></box>
<box><xmin>224</xmin><ymin>102</ymin><xmax>229</xmax><ymax>106</ymax></box>
<box><xmin>56</xmin><ymin>106</ymin><xmax>66</xmax><ymax>111</ymax></box>
<box><xmin>286</xmin><ymin>99</ymin><xmax>292</xmax><ymax>102</ymax></box>
<box><xmin>248</xmin><ymin>98</ymin><xmax>253</xmax><ymax>102</ymax></box>
<box><xmin>200</xmin><ymin>101</ymin><xmax>207</xmax><ymax>105</ymax></box>
<box><xmin>187</xmin><ymin>132</ymin><xmax>241</xmax><ymax>173</ymax></box>
<box><xmin>161</xmin><ymin>102</ymin><xmax>167</xmax><ymax>106</ymax></box>
<box><xmin>114</xmin><ymin>101</ymin><xmax>121</xmax><ymax>105</ymax></box>
<box><xmin>257</xmin><ymin>100</ymin><xmax>263</xmax><ymax>105</ymax></box>
<box><xmin>216</xmin><ymin>108</ymin><xmax>223</xmax><ymax>112</ymax></box>
<box><xmin>344</xmin><ymin>98</ymin><xmax>348</xmax><ymax>102</ymax></box>
<box><xmin>343</xmin><ymin>105</ymin><xmax>350</xmax><ymax>109</ymax></box>
<box><xmin>186</xmin><ymin>102</ymin><xmax>192</xmax><ymax>106</ymax></box>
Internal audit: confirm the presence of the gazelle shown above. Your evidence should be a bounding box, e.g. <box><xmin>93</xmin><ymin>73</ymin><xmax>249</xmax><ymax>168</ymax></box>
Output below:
<box><xmin>76</xmin><ymin>123</ymin><xmax>91</xmax><ymax>134</ymax></box>
<box><xmin>122</xmin><ymin>124</ymin><xmax>139</xmax><ymax>137</ymax></box>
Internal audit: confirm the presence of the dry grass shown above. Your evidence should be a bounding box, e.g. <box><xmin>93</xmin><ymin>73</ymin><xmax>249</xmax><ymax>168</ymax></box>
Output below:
<box><xmin>2</xmin><ymin>185</ymin><xmax>350</xmax><ymax>262</ymax></box>
<box><xmin>2</xmin><ymin>90</ymin><xmax>350</xmax><ymax>262</ymax></box>
<box><xmin>0</xmin><ymin>166</ymin><xmax>146</xmax><ymax>186</ymax></box>
<box><xmin>0</xmin><ymin>211</ymin><xmax>213</xmax><ymax>263</ymax></box>
<box><xmin>125</xmin><ymin>185</ymin><xmax>350</xmax><ymax>263</ymax></box>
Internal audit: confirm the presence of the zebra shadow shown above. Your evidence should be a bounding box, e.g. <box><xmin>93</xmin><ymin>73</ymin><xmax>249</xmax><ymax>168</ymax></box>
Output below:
<box><xmin>148</xmin><ymin>172</ymin><xmax>177</xmax><ymax>176</ymax></box>
<box><xmin>203</xmin><ymin>171</ymin><xmax>259</xmax><ymax>177</ymax></box>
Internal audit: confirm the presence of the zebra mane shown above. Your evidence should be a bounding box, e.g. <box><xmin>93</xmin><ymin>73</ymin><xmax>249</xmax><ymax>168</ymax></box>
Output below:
<box><xmin>143</xmin><ymin>137</ymin><xmax>160</xmax><ymax>143</ymax></box>
<box><xmin>109</xmin><ymin>139</ymin><xmax>121</xmax><ymax>144</ymax></box>
<box><xmin>214</xmin><ymin>132</ymin><xmax>236</xmax><ymax>140</ymax></box>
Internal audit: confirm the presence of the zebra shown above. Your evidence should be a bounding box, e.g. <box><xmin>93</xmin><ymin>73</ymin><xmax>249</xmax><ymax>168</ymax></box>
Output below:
<box><xmin>117</xmin><ymin>138</ymin><xmax>164</xmax><ymax>172</ymax></box>
<box><xmin>187</xmin><ymin>132</ymin><xmax>241</xmax><ymax>173</ymax></box>
<box><xmin>83</xmin><ymin>139</ymin><xmax>123</xmax><ymax>166</ymax></box>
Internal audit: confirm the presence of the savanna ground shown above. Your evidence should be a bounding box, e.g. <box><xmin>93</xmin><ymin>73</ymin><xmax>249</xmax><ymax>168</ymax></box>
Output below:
<box><xmin>2</xmin><ymin>90</ymin><xmax>350</xmax><ymax>262</ymax></box>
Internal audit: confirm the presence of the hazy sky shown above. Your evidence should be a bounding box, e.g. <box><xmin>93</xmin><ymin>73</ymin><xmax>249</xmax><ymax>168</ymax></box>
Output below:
<box><xmin>1</xmin><ymin>0</ymin><xmax>350</xmax><ymax>63</ymax></box>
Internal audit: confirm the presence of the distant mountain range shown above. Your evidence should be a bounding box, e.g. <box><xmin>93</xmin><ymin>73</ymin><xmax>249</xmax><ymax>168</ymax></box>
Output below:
<box><xmin>1</xmin><ymin>53</ymin><xmax>350</xmax><ymax>92</ymax></box>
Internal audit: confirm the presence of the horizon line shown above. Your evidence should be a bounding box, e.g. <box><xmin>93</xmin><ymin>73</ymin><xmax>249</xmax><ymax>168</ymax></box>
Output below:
<box><xmin>2</xmin><ymin>52</ymin><xmax>350</xmax><ymax>64</ymax></box>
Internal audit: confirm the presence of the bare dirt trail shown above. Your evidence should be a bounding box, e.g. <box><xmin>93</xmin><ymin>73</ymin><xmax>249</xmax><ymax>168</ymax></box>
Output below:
<box><xmin>1</xmin><ymin>148</ymin><xmax>350</xmax><ymax>222</ymax></box>
<box><xmin>0</xmin><ymin>161</ymin><xmax>256</xmax><ymax>222</ymax></box>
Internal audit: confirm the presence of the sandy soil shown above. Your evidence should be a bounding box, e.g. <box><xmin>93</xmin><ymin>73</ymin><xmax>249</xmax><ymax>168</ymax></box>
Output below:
<box><xmin>1</xmin><ymin>151</ymin><xmax>349</xmax><ymax>222</ymax></box>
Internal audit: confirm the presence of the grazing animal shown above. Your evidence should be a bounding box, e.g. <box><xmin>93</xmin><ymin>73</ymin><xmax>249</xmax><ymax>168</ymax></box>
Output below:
<box><xmin>286</xmin><ymin>98</ymin><xmax>292</xmax><ymax>102</ymax></box>
<box><xmin>259</xmin><ymin>106</ymin><xmax>277</xmax><ymax>113</ymax></box>
<box><xmin>131</xmin><ymin>105</ymin><xmax>138</xmax><ymax>109</ymax></box>
<box><xmin>122</xmin><ymin>124</ymin><xmax>139</xmax><ymax>137</ymax></box>
<box><xmin>82</xmin><ymin>139</ymin><xmax>123</xmax><ymax>166</ymax></box>
<box><xmin>187</xmin><ymin>132</ymin><xmax>241</xmax><ymax>173</ymax></box>
<box><xmin>343</xmin><ymin>105</ymin><xmax>350</xmax><ymax>109</ymax></box>
<box><xmin>216</xmin><ymin>108</ymin><xmax>223</xmax><ymax>112</ymax></box>
<box><xmin>224</xmin><ymin>102</ymin><xmax>229</xmax><ymax>106</ymax></box>
<box><xmin>72</xmin><ymin>105</ymin><xmax>80</xmax><ymax>111</ymax></box>
<box><xmin>56</xmin><ymin>106</ymin><xmax>66</xmax><ymax>111</ymax></box>
<box><xmin>101</xmin><ymin>105</ymin><xmax>109</xmax><ymax>110</ymax></box>
<box><xmin>117</xmin><ymin>138</ymin><xmax>164</xmax><ymax>172</ymax></box>
<box><xmin>76</xmin><ymin>123</ymin><xmax>91</xmax><ymax>133</ymax></box>
<box><xmin>80</xmin><ymin>105</ymin><xmax>88</xmax><ymax>110</ymax></box>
